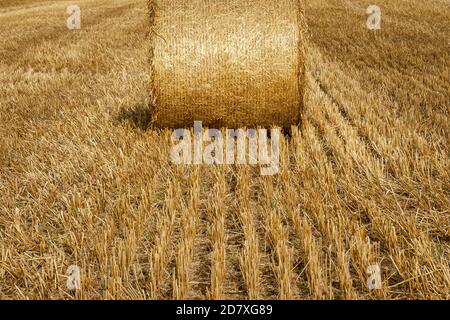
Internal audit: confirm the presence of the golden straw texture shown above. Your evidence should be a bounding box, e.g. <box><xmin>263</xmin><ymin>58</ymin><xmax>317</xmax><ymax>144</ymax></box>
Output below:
<box><xmin>149</xmin><ymin>0</ymin><xmax>307</xmax><ymax>128</ymax></box>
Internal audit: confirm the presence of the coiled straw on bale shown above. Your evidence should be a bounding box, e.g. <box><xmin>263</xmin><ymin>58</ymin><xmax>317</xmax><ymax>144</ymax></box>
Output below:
<box><xmin>149</xmin><ymin>0</ymin><xmax>307</xmax><ymax>128</ymax></box>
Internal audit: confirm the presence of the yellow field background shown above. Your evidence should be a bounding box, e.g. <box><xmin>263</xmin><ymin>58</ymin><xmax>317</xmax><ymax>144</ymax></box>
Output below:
<box><xmin>0</xmin><ymin>0</ymin><xmax>448</xmax><ymax>299</ymax></box>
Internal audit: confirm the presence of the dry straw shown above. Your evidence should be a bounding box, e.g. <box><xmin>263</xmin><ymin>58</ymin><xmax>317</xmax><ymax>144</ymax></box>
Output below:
<box><xmin>149</xmin><ymin>0</ymin><xmax>307</xmax><ymax>128</ymax></box>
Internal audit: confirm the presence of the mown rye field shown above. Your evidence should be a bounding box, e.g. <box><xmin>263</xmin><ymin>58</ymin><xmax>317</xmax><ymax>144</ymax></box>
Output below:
<box><xmin>0</xmin><ymin>0</ymin><xmax>449</xmax><ymax>299</ymax></box>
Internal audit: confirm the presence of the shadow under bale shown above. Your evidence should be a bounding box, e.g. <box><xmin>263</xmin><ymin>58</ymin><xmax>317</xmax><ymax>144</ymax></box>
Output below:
<box><xmin>116</xmin><ymin>103</ymin><xmax>153</xmax><ymax>130</ymax></box>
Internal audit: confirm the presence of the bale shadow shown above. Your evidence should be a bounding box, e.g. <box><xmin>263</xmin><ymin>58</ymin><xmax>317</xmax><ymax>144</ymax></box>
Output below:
<box><xmin>116</xmin><ymin>102</ymin><xmax>153</xmax><ymax>131</ymax></box>
<box><xmin>115</xmin><ymin>102</ymin><xmax>302</xmax><ymax>136</ymax></box>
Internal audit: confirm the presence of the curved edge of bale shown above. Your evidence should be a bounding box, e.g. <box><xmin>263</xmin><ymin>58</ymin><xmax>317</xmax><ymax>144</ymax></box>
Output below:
<box><xmin>296</xmin><ymin>0</ymin><xmax>309</xmax><ymax>131</ymax></box>
<box><xmin>148</xmin><ymin>0</ymin><xmax>157</xmax><ymax>127</ymax></box>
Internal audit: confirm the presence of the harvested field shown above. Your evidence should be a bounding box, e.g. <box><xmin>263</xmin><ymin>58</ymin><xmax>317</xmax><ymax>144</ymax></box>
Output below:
<box><xmin>0</xmin><ymin>0</ymin><xmax>448</xmax><ymax>299</ymax></box>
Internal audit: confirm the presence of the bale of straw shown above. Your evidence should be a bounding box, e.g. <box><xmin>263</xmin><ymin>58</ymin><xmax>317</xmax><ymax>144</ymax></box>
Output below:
<box><xmin>149</xmin><ymin>0</ymin><xmax>307</xmax><ymax>128</ymax></box>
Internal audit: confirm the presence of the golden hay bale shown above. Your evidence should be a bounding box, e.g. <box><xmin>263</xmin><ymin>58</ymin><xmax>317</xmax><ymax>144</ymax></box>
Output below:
<box><xmin>149</xmin><ymin>0</ymin><xmax>307</xmax><ymax>128</ymax></box>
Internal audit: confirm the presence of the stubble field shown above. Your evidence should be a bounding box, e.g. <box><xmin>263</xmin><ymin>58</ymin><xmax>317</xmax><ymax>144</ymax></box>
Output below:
<box><xmin>0</xmin><ymin>0</ymin><xmax>449</xmax><ymax>299</ymax></box>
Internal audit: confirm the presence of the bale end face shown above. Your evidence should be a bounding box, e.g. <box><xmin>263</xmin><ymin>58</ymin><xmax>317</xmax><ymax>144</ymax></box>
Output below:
<box><xmin>149</xmin><ymin>0</ymin><xmax>307</xmax><ymax>129</ymax></box>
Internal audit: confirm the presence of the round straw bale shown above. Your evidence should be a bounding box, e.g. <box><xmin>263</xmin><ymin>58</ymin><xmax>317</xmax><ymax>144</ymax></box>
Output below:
<box><xmin>149</xmin><ymin>0</ymin><xmax>307</xmax><ymax>128</ymax></box>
